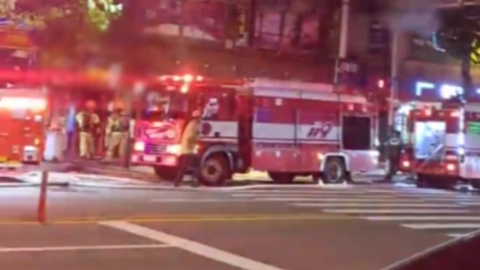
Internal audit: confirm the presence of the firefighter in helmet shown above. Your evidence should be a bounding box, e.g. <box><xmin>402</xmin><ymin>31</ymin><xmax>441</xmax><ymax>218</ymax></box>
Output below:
<box><xmin>75</xmin><ymin>100</ymin><xmax>100</xmax><ymax>159</ymax></box>
<box><xmin>104</xmin><ymin>100</ymin><xmax>129</xmax><ymax>161</ymax></box>
<box><xmin>384</xmin><ymin>128</ymin><xmax>402</xmax><ymax>182</ymax></box>
<box><xmin>173</xmin><ymin>109</ymin><xmax>201</xmax><ymax>186</ymax></box>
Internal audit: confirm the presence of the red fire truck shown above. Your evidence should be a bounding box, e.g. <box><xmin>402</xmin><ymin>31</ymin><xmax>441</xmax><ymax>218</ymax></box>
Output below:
<box><xmin>131</xmin><ymin>75</ymin><xmax>381</xmax><ymax>186</ymax></box>
<box><xmin>0</xmin><ymin>87</ymin><xmax>47</xmax><ymax>168</ymax></box>
<box><xmin>399</xmin><ymin>101</ymin><xmax>480</xmax><ymax>189</ymax></box>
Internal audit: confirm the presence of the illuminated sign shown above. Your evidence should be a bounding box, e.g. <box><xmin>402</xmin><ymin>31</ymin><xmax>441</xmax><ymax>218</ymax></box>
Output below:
<box><xmin>415</xmin><ymin>81</ymin><xmax>480</xmax><ymax>99</ymax></box>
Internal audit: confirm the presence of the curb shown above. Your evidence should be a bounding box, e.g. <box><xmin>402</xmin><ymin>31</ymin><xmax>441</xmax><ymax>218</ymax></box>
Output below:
<box><xmin>0</xmin><ymin>182</ymin><xmax>38</xmax><ymax>188</ymax></box>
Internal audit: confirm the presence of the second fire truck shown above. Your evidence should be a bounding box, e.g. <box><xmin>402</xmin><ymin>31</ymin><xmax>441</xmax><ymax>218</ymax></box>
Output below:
<box><xmin>131</xmin><ymin>76</ymin><xmax>381</xmax><ymax>186</ymax></box>
<box><xmin>399</xmin><ymin>101</ymin><xmax>480</xmax><ymax>189</ymax></box>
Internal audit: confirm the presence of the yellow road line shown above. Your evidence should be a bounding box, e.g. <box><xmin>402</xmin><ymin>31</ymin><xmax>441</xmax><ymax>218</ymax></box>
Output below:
<box><xmin>0</xmin><ymin>214</ymin><xmax>355</xmax><ymax>225</ymax></box>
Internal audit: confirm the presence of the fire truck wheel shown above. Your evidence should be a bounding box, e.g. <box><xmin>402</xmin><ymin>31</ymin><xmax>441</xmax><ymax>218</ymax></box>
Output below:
<box><xmin>268</xmin><ymin>172</ymin><xmax>295</xmax><ymax>184</ymax></box>
<box><xmin>198</xmin><ymin>154</ymin><xmax>230</xmax><ymax>186</ymax></box>
<box><xmin>153</xmin><ymin>166</ymin><xmax>178</xmax><ymax>181</ymax></box>
<box><xmin>322</xmin><ymin>157</ymin><xmax>346</xmax><ymax>184</ymax></box>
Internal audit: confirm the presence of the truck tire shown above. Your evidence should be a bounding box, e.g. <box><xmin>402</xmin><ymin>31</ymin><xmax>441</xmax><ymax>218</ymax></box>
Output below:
<box><xmin>322</xmin><ymin>157</ymin><xmax>346</xmax><ymax>184</ymax></box>
<box><xmin>198</xmin><ymin>154</ymin><xmax>230</xmax><ymax>186</ymax></box>
<box><xmin>153</xmin><ymin>166</ymin><xmax>178</xmax><ymax>181</ymax></box>
<box><xmin>268</xmin><ymin>172</ymin><xmax>295</xmax><ymax>184</ymax></box>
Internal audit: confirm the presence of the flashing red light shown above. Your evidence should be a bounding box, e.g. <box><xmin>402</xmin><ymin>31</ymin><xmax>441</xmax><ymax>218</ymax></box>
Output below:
<box><xmin>377</xmin><ymin>79</ymin><xmax>385</xmax><ymax>88</ymax></box>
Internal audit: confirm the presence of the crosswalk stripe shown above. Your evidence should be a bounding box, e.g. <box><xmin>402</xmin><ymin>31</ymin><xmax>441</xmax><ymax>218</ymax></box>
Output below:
<box><xmin>234</xmin><ymin>192</ymin><xmax>480</xmax><ymax>201</ymax></box>
<box><xmin>368</xmin><ymin>189</ymin><xmax>454</xmax><ymax>194</ymax></box>
<box><xmin>365</xmin><ymin>216</ymin><xmax>480</xmax><ymax>221</ymax></box>
<box><xmin>402</xmin><ymin>223</ymin><xmax>480</xmax><ymax>229</ymax></box>
<box><xmin>257</xmin><ymin>197</ymin><xmax>426</xmax><ymax>202</ymax></box>
<box><xmin>256</xmin><ymin>197</ymin><xmax>471</xmax><ymax>202</ymax></box>
<box><xmin>447</xmin><ymin>234</ymin><xmax>467</xmax><ymax>238</ymax></box>
<box><xmin>458</xmin><ymin>202</ymin><xmax>480</xmax><ymax>205</ymax></box>
<box><xmin>233</xmin><ymin>194</ymin><xmax>395</xmax><ymax>199</ymax></box>
<box><xmin>229</xmin><ymin>190</ymin><xmax>364</xmax><ymax>194</ymax></box>
<box><xmin>323</xmin><ymin>209</ymin><xmax>471</xmax><ymax>214</ymax></box>
<box><xmin>291</xmin><ymin>203</ymin><xmax>464</xmax><ymax>208</ymax></box>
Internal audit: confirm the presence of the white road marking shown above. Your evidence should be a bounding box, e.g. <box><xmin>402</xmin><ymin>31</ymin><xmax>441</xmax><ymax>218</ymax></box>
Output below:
<box><xmin>447</xmin><ymin>233</ymin><xmax>467</xmax><ymax>238</ymax></box>
<box><xmin>402</xmin><ymin>223</ymin><xmax>480</xmax><ymax>229</ymax></box>
<box><xmin>150</xmin><ymin>199</ymin><xmax>253</xmax><ymax>203</ymax></box>
<box><xmin>257</xmin><ymin>197</ymin><xmax>425</xmax><ymax>202</ymax></box>
<box><xmin>100</xmin><ymin>221</ymin><xmax>288</xmax><ymax>270</ymax></box>
<box><xmin>458</xmin><ymin>201</ymin><xmax>480</xmax><ymax>205</ymax></box>
<box><xmin>229</xmin><ymin>190</ymin><xmax>367</xmax><ymax>195</ymax></box>
<box><xmin>256</xmin><ymin>197</ymin><xmax>479</xmax><ymax>202</ymax></box>
<box><xmin>233</xmin><ymin>194</ymin><xmax>394</xmax><ymax>199</ymax></box>
<box><xmin>368</xmin><ymin>189</ymin><xmax>454</xmax><ymax>195</ymax></box>
<box><xmin>0</xmin><ymin>244</ymin><xmax>171</xmax><ymax>253</ymax></box>
<box><xmin>365</xmin><ymin>216</ymin><xmax>480</xmax><ymax>221</ymax></box>
<box><xmin>216</xmin><ymin>184</ymin><xmax>351</xmax><ymax>191</ymax></box>
<box><xmin>291</xmin><ymin>203</ymin><xmax>464</xmax><ymax>208</ymax></box>
<box><xmin>323</xmin><ymin>209</ymin><xmax>471</xmax><ymax>214</ymax></box>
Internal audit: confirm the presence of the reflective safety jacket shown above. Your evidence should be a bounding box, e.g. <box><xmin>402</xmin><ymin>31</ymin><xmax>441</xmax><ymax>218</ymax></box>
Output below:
<box><xmin>75</xmin><ymin>111</ymin><xmax>99</xmax><ymax>133</ymax></box>
<box><xmin>180</xmin><ymin>119</ymin><xmax>200</xmax><ymax>154</ymax></box>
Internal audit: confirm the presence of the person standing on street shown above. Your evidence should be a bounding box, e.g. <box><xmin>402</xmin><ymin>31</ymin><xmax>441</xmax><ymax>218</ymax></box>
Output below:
<box><xmin>104</xmin><ymin>101</ymin><xmax>128</xmax><ymax>161</ymax></box>
<box><xmin>384</xmin><ymin>129</ymin><xmax>402</xmax><ymax>182</ymax></box>
<box><xmin>75</xmin><ymin>100</ymin><xmax>100</xmax><ymax>159</ymax></box>
<box><xmin>173</xmin><ymin>109</ymin><xmax>201</xmax><ymax>186</ymax></box>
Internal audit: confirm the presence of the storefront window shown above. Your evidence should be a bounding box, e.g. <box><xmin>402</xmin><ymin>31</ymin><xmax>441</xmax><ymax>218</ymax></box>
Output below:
<box><xmin>467</xmin><ymin>122</ymin><xmax>480</xmax><ymax>134</ymax></box>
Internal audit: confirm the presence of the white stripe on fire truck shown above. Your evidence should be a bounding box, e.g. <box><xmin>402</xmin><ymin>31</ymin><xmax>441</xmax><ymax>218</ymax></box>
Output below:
<box><xmin>252</xmin><ymin>138</ymin><xmax>339</xmax><ymax>144</ymax></box>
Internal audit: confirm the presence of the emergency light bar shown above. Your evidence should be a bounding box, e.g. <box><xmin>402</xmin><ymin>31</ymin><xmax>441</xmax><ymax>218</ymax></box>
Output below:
<box><xmin>159</xmin><ymin>74</ymin><xmax>204</xmax><ymax>83</ymax></box>
<box><xmin>0</xmin><ymin>97</ymin><xmax>46</xmax><ymax>110</ymax></box>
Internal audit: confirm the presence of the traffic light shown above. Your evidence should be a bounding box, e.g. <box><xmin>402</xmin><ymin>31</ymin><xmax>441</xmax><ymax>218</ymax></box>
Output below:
<box><xmin>377</xmin><ymin>79</ymin><xmax>385</xmax><ymax>89</ymax></box>
<box><xmin>376</xmin><ymin>78</ymin><xmax>390</xmax><ymax>90</ymax></box>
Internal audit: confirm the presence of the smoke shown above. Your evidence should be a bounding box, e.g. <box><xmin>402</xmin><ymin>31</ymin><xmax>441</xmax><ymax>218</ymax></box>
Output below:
<box><xmin>375</xmin><ymin>0</ymin><xmax>443</xmax><ymax>37</ymax></box>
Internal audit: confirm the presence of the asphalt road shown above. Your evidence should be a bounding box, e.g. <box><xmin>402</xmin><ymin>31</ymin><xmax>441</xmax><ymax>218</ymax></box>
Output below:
<box><xmin>0</xmin><ymin>182</ymin><xmax>479</xmax><ymax>270</ymax></box>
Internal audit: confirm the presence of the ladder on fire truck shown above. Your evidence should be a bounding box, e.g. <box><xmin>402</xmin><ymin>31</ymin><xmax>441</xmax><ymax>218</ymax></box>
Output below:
<box><xmin>416</xmin><ymin>143</ymin><xmax>445</xmax><ymax>172</ymax></box>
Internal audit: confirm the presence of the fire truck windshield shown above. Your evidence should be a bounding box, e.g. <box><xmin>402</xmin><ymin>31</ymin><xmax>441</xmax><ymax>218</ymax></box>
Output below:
<box><xmin>141</xmin><ymin>90</ymin><xmax>188</xmax><ymax>121</ymax></box>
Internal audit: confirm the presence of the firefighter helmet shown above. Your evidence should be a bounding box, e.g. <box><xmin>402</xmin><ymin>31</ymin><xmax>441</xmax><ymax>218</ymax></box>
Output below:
<box><xmin>107</xmin><ymin>100</ymin><xmax>124</xmax><ymax>112</ymax></box>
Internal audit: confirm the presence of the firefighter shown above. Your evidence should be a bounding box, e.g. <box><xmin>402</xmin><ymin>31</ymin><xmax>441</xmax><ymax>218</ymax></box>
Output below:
<box><xmin>384</xmin><ymin>129</ymin><xmax>402</xmax><ymax>182</ymax></box>
<box><xmin>75</xmin><ymin>100</ymin><xmax>100</xmax><ymax>159</ymax></box>
<box><xmin>104</xmin><ymin>101</ymin><xmax>129</xmax><ymax>161</ymax></box>
<box><xmin>173</xmin><ymin>109</ymin><xmax>201</xmax><ymax>186</ymax></box>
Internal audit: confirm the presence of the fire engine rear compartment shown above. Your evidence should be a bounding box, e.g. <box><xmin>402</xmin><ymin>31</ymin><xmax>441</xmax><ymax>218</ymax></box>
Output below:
<box><xmin>404</xmin><ymin>108</ymin><xmax>467</xmax><ymax>188</ymax></box>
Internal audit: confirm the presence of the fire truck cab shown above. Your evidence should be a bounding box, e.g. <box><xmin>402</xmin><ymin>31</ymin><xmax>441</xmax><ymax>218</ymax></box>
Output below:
<box><xmin>399</xmin><ymin>101</ymin><xmax>480</xmax><ymax>188</ymax></box>
<box><xmin>131</xmin><ymin>76</ymin><xmax>381</xmax><ymax>186</ymax></box>
<box><xmin>0</xmin><ymin>87</ymin><xmax>46</xmax><ymax>167</ymax></box>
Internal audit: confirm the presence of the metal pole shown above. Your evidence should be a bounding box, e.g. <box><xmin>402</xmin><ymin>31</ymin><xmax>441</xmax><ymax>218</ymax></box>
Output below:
<box><xmin>338</xmin><ymin>0</ymin><xmax>350</xmax><ymax>59</ymax></box>
<box><xmin>336</xmin><ymin>0</ymin><xmax>350</xmax><ymax>150</ymax></box>
<box><xmin>37</xmin><ymin>171</ymin><xmax>48</xmax><ymax>224</ymax></box>
<box><xmin>178</xmin><ymin>0</ymin><xmax>187</xmax><ymax>63</ymax></box>
<box><xmin>389</xmin><ymin>31</ymin><xmax>399</xmax><ymax>129</ymax></box>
